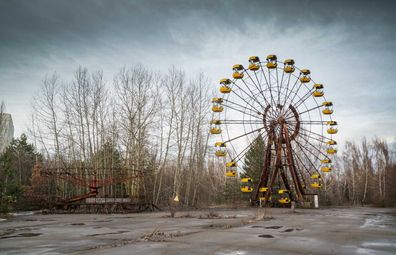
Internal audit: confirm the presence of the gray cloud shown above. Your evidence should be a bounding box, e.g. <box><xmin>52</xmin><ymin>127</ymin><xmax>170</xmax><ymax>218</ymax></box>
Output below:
<box><xmin>0</xmin><ymin>0</ymin><xmax>395</xmax><ymax>144</ymax></box>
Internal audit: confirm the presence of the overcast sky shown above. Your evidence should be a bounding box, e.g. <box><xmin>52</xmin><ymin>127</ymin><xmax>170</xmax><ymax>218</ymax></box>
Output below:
<box><xmin>0</xmin><ymin>0</ymin><xmax>395</xmax><ymax>147</ymax></box>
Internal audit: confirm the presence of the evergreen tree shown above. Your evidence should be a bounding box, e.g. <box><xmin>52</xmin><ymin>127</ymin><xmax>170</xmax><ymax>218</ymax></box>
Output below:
<box><xmin>242</xmin><ymin>134</ymin><xmax>266</xmax><ymax>189</ymax></box>
<box><xmin>0</xmin><ymin>134</ymin><xmax>38</xmax><ymax>212</ymax></box>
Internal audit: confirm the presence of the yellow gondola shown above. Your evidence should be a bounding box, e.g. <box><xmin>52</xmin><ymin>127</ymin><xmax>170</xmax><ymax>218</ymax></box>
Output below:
<box><xmin>300</xmin><ymin>69</ymin><xmax>311</xmax><ymax>83</ymax></box>
<box><xmin>266</xmin><ymin>54</ymin><xmax>277</xmax><ymax>69</ymax></box>
<box><xmin>321</xmin><ymin>166</ymin><xmax>332</xmax><ymax>172</ymax></box>
<box><xmin>326</xmin><ymin>121</ymin><xmax>338</xmax><ymax>134</ymax></box>
<box><xmin>248</xmin><ymin>56</ymin><xmax>260</xmax><ymax>71</ymax></box>
<box><xmin>259</xmin><ymin>187</ymin><xmax>269</xmax><ymax>192</ymax></box>
<box><xmin>225</xmin><ymin>161</ymin><xmax>237</xmax><ymax>177</ymax></box>
<box><xmin>219</xmin><ymin>78</ymin><xmax>232</xmax><ymax>93</ymax></box>
<box><xmin>232</xmin><ymin>64</ymin><xmax>244</xmax><ymax>79</ymax></box>
<box><xmin>211</xmin><ymin>98</ymin><xmax>223</xmax><ymax>104</ymax></box>
<box><xmin>214</xmin><ymin>142</ymin><xmax>226</xmax><ymax>147</ymax></box>
<box><xmin>226</xmin><ymin>170</ymin><xmax>237</xmax><ymax>177</ymax></box>
<box><xmin>327</xmin><ymin>140</ymin><xmax>337</xmax><ymax>146</ymax></box>
<box><xmin>215</xmin><ymin>150</ymin><xmax>226</xmax><ymax>157</ymax></box>
<box><xmin>321</xmin><ymin>158</ymin><xmax>332</xmax><ymax>164</ymax></box>
<box><xmin>311</xmin><ymin>182</ymin><xmax>322</xmax><ymax>188</ymax></box>
<box><xmin>311</xmin><ymin>173</ymin><xmax>321</xmax><ymax>179</ymax></box>
<box><xmin>327</xmin><ymin>148</ymin><xmax>338</xmax><ymax>154</ymax></box>
<box><xmin>259</xmin><ymin>196</ymin><xmax>271</xmax><ymax>201</ymax></box>
<box><xmin>210</xmin><ymin>119</ymin><xmax>221</xmax><ymax>125</ymax></box>
<box><xmin>226</xmin><ymin>161</ymin><xmax>237</xmax><ymax>167</ymax></box>
<box><xmin>220</xmin><ymin>85</ymin><xmax>231</xmax><ymax>93</ymax></box>
<box><xmin>278</xmin><ymin>189</ymin><xmax>289</xmax><ymax>194</ymax></box>
<box><xmin>233</xmin><ymin>72</ymin><xmax>244</xmax><ymax>79</ymax></box>
<box><xmin>212</xmin><ymin>105</ymin><xmax>223</xmax><ymax>112</ymax></box>
<box><xmin>284</xmin><ymin>59</ymin><xmax>295</xmax><ymax>73</ymax></box>
<box><xmin>220</xmin><ymin>78</ymin><xmax>231</xmax><ymax>85</ymax></box>
<box><xmin>278</xmin><ymin>197</ymin><xmax>291</xmax><ymax>204</ymax></box>
<box><xmin>241</xmin><ymin>186</ymin><xmax>253</xmax><ymax>193</ymax></box>
<box><xmin>210</xmin><ymin>127</ymin><xmax>221</xmax><ymax>134</ymax></box>
<box><xmin>322</xmin><ymin>101</ymin><xmax>333</xmax><ymax>115</ymax></box>
<box><xmin>312</xmin><ymin>84</ymin><xmax>324</xmax><ymax>97</ymax></box>
<box><xmin>241</xmin><ymin>177</ymin><xmax>252</xmax><ymax>183</ymax></box>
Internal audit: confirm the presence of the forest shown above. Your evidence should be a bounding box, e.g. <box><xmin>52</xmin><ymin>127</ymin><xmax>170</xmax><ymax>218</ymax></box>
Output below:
<box><xmin>0</xmin><ymin>66</ymin><xmax>395</xmax><ymax>213</ymax></box>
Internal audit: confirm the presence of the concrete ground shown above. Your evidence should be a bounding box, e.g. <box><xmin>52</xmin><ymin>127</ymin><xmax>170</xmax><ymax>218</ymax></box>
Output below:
<box><xmin>0</xmin><ymin>207</ymin><xmax>395</xmax><ymax>255</ymax></box>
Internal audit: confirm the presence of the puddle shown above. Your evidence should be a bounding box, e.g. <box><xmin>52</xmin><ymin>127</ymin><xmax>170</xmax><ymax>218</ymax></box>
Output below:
<box><xmin>251</xmin><ymin>225</ymin><xmax>283</xmax><ymax>229</ymax></box>
<box><xmin>71</xmin><ymin>223</ymin><xmax>86</xmax><ymax>226</ymax></box>
<box><xmin>258</xmin><ymin>234</ymin><xmax>274</xmax><ymax>238</ymax></box>
<box><xmin>361</xmin><ymin>215</ymin><xmax>391</xmax><ymax>229</ymax></box>
<box><xmin>282</xmin><ymin>228</ymin><xmax>294</xmax><ymax>232</ymax></box>
<box><xmin>265</xmin><ymin>226</ymin><xmax>283</xmax><ymax>229</ymax></box>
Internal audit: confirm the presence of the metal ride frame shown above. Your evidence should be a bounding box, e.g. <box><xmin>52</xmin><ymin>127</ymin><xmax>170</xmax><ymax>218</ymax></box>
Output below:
<box><xmin>38</xmin><ymin>167</ymin><xmax>144</xmax><ymax>207</ymax></box>
<box><xmin>210</xmin><ymin>55</ymin><xmax>338</xmax><ymax>206</ymax></box>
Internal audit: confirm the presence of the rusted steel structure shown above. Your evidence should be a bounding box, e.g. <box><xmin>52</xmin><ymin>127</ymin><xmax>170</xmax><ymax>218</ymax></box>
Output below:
<box><xmin>210</xmin><ymin>55</ymin><xmax>338</xmax><ymax>205</ymax></box>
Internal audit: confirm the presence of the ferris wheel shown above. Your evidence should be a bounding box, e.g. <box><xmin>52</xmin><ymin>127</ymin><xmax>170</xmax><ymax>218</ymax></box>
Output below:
<box><xmin>210</xmin><ymin>55</ymin><xmax>338</xmax><ymax>205</ymax></box>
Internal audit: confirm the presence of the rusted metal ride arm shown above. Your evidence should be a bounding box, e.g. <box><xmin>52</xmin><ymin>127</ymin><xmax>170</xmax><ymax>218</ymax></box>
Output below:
<box><xmin>263</xmin><ymin>129</ymin><xmax>284</xmax><ymax>206</ymax></box>
<box><xmin>253</xmin><ymin>133</ymin><xmax>274</xmax><ymax>204</ymax></box>
<box><xmin>283</xmin><ymin>125</ymin><xmax>305</xmax><ymax>201</ymax></box>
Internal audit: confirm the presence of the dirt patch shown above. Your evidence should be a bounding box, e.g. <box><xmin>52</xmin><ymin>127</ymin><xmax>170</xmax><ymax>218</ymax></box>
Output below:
<box><xmin>258</xmin><ymin>234</ymin><xmax>275</xmax><ymax>238</ymax></box>
<box><xmin>140</xmin><ymin>229</ymin><xmax>198</xmax><ymax>242</ymax></box>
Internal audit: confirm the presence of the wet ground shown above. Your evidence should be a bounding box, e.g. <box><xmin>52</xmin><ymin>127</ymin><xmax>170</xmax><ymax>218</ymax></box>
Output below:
<box><xmin>0</xmin><ymin>207</ymin><xmax>395</xmax><ymax>255</ymax></box>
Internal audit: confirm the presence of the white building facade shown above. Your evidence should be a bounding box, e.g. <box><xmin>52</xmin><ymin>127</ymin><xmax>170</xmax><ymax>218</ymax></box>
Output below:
<box><xmin>0</xmin><ymin>113</ymin><xmax>14</xmax><ymax>153</ymax></box>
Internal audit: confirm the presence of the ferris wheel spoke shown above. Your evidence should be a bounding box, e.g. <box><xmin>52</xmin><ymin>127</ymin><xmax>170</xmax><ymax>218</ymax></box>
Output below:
<box><xmin>293</xmin><ymin>140</ymin><xmax>320</xmax><ymax>172</ymax></box>
<box><xmin>298</xmin><ymin>126</ymin><xmax>329</xmax><ymax>141</ymax></box>
<box><xmin>259</xmin><ymin>63</ymin><xmax>276</xmax><ymax>107</ymax></box>
<box><xmin>280</xmin><ymin>75</ymin><xmax>300</xmax><ymax>115</ymax></box>
<box><xmin>296</xmin><ymin>130</ymin><xmax>327</xmax><ymax>145</ymax></box>
<box><xmin>232</xmin><ymin>130</ymin><xmax>269</xmax><ymax>162</ymax></box>
<box><xmin>224</xmin><ymin>87</ymin><xmax>262</xmax><ymax>113</ymax></box>
<box><xmin>231</xmin><ymin>84</ymin><xmax>265</xmax><ymax>113</ymax></box>
<box><xmin>221</xmin><ymin>119</ymin><xmax>263</xmax><ymax>124</ymax></box>
<box><xmin>245</xmin><ymin>71</ymin><xmax>271</xmax><ymax>107</ymax></box>
<box><xmin>278</xmin><ymin>67</ymin><xmax>285</xmax><ymax>106</ymax></box>
<box><xmin>222</xmin><ymin>103</ymin><xmax>262</xmax><ymax>120</ymax></box>
<box><xmin>287</xmin><ymin>75</ymin><xmax>307</xmax><ymax>108</ymax></box>
<box><xmin>281</xmin><ymin>73</ymin><xmax>292</xmax><ymax>107</ymax></box>
<box><xmin>275</xmin><ymin>68</ymin><xmax>281</xmax><ymax>106</ymax></box>
<box><xmin>223</xmin><ymin>127</ymin><xmax>265</xmax><ymax>144</ymax></box>
<box><xmin>287</xmin><ymin>146</ymin><xmax>311</xmax><ymax>183</ymax></box>
<box><xmin>294</xmin><ymin>133</ymin><xmax>329</xmax><ymax>159</ymax></box>
<box><xmin>290</xmin><ymin>104</ymin><xmax>322</xmax><ymax>118</ymax></box>
<box><xmin>224</xmin><ymin>99</ymin><xmax>262</xmax><ymax>115</ymax></box>
<box><xmin>287</xmin><ymin>120</ymin><xmax>326</xmax><ymax>125</ymax></box>
<box><xmin>293</xmin><ymin>137</ymin><xmax>325</xmax><ymax>162</ymax></box>
<box><xmin>291</xmin><ymin>86</ymin><xmax>315</xmax><ymax>110</ymax></box>
<box><xmin>240</xmin><ymin>76</ymin><xmax>267</xmax><ymax>110</ymax></box>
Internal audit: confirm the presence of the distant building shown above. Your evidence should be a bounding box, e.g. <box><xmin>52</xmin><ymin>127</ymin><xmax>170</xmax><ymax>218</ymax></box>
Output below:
<box><xmin>0</xmin><ymin>113</ymin><xmax>14</xmax><ymax>153</ymax></box>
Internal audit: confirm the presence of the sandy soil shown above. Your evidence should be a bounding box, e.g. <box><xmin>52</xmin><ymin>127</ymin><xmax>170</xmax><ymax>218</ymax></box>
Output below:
<box><xmin>0</xmin><ymin>207</ymin><xmax>395</xmax><ymax>255</ymax></box>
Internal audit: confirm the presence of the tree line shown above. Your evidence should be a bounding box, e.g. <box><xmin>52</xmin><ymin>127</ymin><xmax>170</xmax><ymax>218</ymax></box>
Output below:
<box><xmin>0</xmin><ymin>65</ymin><xmax>395</xmax><ymax>212</ymax></box>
